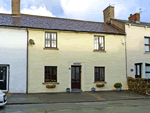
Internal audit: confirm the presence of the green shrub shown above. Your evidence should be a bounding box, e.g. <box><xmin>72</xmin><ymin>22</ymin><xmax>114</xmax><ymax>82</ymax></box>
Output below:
<box><xmin>114</xmin><ymin>83</ymin><xmax>122</xmax><ymax>88</ymax></box>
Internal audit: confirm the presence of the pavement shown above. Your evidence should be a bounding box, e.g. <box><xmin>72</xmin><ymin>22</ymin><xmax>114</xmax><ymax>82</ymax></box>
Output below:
<box><xmin>6</xmin><ymin>90</ymin><xmax>150</xmax><ymax>105</ymax></box>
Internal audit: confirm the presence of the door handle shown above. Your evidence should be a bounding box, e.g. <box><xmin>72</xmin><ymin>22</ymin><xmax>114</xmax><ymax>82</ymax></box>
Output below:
<box><xmin>0</xmin><ymin>80</ymin><xmax>4</xmax><ymax>82</ymax></box>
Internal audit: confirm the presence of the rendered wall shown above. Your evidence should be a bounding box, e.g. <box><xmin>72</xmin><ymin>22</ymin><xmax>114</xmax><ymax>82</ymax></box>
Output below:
<box><xmin>0</xmin><ymin>27</ymin><xmax>27</xmax><ymax>93</ymax></box>
<box><xmin>28</xmin><ymin>29</ymin><xmax>126</xmax><ymax>93</ymax></box>
<box><xmin>125</xmin><ymin>25</ymin><xmax>150</xmax><ymax>78</ymax></box>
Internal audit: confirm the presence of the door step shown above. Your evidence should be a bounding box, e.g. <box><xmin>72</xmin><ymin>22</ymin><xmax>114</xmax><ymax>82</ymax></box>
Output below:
<box><xmin>71</xmin><ymin>89</ymin><xmax>82</xmax><ymax>92</ymax></box>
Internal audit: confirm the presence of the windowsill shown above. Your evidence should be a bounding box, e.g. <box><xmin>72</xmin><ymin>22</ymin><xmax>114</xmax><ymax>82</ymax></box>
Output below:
<box><xmin>42</xmin><ymin>82</ymin><xmax>59</xmax><ymax>85</ymax></box>
<box><xmin>93</xmin><ymin>50</ymin><xmax>106</xmax><ymax>52</ymax></box>
<box><xmin>43</xmin><ymin>48</ymin><xmax>59</xmax><ymax>50</ymax></box>
<box><xmin>94</xmin><ymin>81</ymin><xmax>107</xmax><ymax>84</ymax></box>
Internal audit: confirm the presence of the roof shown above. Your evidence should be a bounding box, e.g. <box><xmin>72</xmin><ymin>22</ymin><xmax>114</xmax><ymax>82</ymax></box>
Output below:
<box><xmin>113</xmin><ymin>19</ymin><xmax>150</xmax><ymax>27</ymax></box>
<box><xmin>0</xmin><ymin>13</ymin><xmax>125</xmax><ymax>35</ymax></box>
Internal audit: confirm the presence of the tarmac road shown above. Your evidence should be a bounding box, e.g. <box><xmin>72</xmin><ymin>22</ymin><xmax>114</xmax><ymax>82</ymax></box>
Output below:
<box><xmin>0</xmin><ymin>99</ymin><xmax>150</xmax><ymax>113</ymax></box>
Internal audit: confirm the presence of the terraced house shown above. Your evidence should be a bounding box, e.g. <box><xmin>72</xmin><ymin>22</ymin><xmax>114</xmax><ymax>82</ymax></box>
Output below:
<box><xmin>110</xmin><ymin>13</ymin><xmax>150</xmax><ymax>79</ymax></box>
<box><xmin>0</xmin><ymin>0</ymin><xmax>128</xmax><ymax>93</ymax></box>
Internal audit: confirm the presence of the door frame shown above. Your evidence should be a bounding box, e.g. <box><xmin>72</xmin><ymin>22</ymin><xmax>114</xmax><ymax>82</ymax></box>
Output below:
<box><xmin>68</xmin><ymin>63</ymin><xmax>85</xmax><ymax>91</ymax></box>
<box><xmin>71</xmin><ymin>65</ymin><xmax>81</xmax><ymax>89</ymax></box>
<box><xmin>0</xmin><ymin>64</ymin><xmax>9</xmax><ymax>92</ymax></box>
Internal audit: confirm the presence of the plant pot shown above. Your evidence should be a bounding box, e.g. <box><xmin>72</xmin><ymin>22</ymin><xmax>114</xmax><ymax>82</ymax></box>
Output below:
<box><xmin>96</xmin><ymin>84</ymin><xmax>105</xmax><ymax>87</ymax></box>
<box><xmin>66</xmin><ymin>89</ymin><xmax>71</xmax><ymax>92</ymax></box>
<box><xmin>116</xmin><ymin>87</ymin><xmax>122</xmax><ymax>91</ymax></box>
<box><xmin>91</xmin><ymin>88</ymin><xmax>96</xmax><ymax>92</ymax></box>
<box><xmin>46</xmin><ymin>85</ymin><xmax>56</xmax><ymax>89</ymax></box>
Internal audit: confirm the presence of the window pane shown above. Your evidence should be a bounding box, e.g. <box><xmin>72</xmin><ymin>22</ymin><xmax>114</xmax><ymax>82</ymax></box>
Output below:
<box><xmin>48</xmin><ymin>33</ymin><xmax>50</xmax><ymax>39</ymax></box>
<box><xmin>47</xmin><ymin>40</ymin><xmax>50</xmax><ymax>47</ymax></box>
<box><xmin>94</xmin><ymin>36</ymin><xmax>98</xmax><ymax>41</ymax></box>
<box><xmin>94</xmin><ymin>44</ymin><xmax>98</xmax><ymax>50</ymax></box>
<box><xmin>53</xmin><ymin>33</ymin><xmax>56</xmax><ymax>40</ymax></box>
<box><xmin>52</xmin><ymin>41</ymin><xmax>56</xmax><ymax>47</ymax></box>
<box><xmin>145</xmin><ymin>38</ymin><xmax>149</xmax><ymax>44</ymax></box>
<box><xmin>137</xmin><ymin>65</ymin><xmax>140</xmax><ymax>75</ymax></box>
<box><xmin>145</xmin><ymin>46</ymin><xmax>149</xmax><ymax>51</ymax></box>
<box><xmin>45</xmin><ymin>33</ymin><xmax>48</xmax><ymax>39</ymax></box>
<box><xmin>71</xmin><ymin>67</ymin><xmax>75</xmax><ymax>79</ymax></box>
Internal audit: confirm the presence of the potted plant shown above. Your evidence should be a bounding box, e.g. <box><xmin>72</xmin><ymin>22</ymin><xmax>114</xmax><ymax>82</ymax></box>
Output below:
<box><xmin>114</xmin><ymin>83</ymin><xmax>122</xmax><ymax>91</ymax></box>
<box><xmin>91</xmin><ymin>87</ymin><xmax>96</xmax><ymax>92</ymax></box>
<box><xmin>66</xmin><ymin>88</ymin><xmax>71</xmax><ymax>92</ymax></box>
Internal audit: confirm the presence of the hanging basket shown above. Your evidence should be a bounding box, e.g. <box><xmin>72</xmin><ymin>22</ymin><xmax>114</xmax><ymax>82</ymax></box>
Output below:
<box><xmin>96</xmin><ymin>84</ymin><xmax>105</xmax><ymax>87</ymax></box>
<box><xmin>46</xmin><ymin>85</ymin><xmax>56</xmax><ymax>89</ymax></box>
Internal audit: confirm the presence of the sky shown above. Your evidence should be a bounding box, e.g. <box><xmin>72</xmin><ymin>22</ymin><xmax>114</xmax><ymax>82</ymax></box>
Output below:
<box><xmin>0</xmin><ymin>0</ymin><xmax>150</xmax><ymax>22</ymax></box>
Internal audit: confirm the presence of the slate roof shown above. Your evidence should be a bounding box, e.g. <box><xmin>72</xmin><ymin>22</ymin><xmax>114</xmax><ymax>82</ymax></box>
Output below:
<box><xmin>113</xmin><ymin>19</ymin><xmax>150</xmax><ymax>26</ymax></box>
<box><xmin>0</xmin><ymin>13</ymin><xmax>125</xmax><ymax>35</ymax></box>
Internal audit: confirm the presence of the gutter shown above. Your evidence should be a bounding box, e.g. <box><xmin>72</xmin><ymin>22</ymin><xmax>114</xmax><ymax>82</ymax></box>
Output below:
<box><xmin>0</xmin><ymin>25</ymin><xmax>126</xmax><ymax>35</ymax></box>
<box><xmin>26</xmin><ymin>28</ymin><xmax>29</xmax><ymax>94</ymax></box>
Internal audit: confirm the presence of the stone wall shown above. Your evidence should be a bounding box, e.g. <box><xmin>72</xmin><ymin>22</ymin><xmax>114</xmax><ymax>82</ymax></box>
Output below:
<box><xmin>127</xmin><ymin>77</ymin><xmax>150</xmax><ymax>94</ymax></box>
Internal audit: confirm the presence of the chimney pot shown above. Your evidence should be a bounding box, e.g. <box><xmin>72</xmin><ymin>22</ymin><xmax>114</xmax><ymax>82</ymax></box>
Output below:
<box><xmin>128</xmin><ymin>13</ymin><xmax>140</xmax><ymax>22</ymax></box>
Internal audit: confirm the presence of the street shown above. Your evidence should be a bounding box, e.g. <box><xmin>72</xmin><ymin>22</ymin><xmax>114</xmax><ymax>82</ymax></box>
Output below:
<box><xmin>0</xmin><ymin>99</ymin><xmax>150</xmax><ymax>113</ymax></box>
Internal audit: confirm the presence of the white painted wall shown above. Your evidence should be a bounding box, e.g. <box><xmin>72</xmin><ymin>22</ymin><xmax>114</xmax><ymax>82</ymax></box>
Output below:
<box><xmin>125</xmin><ymin>25</ymin><xmax>150</xmax><ymax>78</ymax></box>
<box><xmin>0</xmin><ymin>27</ymin><xmax>27</xmax><ymax>93</ymax></box>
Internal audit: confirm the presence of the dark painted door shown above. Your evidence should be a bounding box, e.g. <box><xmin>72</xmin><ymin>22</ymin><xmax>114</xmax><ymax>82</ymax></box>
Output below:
<box><xmin>135</xmin><ymin>63</ymin><xmax>142</xmax><ymax>78</ymax></box>
<box><xmin>71</xmin><ymin>66</ymin><xmax>81</xmax><ymax>89</ymax></box>
<box><xmin>0</xmin><ymin>67</ymin><xmax>7</xmax><ymax>90</ymax></box>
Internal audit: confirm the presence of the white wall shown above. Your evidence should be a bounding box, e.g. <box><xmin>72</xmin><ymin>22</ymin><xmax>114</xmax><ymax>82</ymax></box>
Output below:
<box><xmin>0</xmin><ymin>27</ymin><xmax>27</xmax><ymax>93</ymax></box>
<box><xmin>125</xmin><ymin>25</ymin><xmax>150</xmax><ymax>78</ymax></box>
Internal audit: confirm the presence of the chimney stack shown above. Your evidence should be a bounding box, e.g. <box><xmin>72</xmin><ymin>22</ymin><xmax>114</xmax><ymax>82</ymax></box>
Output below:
<box><xmin>103</xmin><ymin>6</ymin><xmax>114</xmax><ymax>23</ymax></box>
<box><xmin>128</xmin><ymin>13</ymin><xmax>140</xmax><ymax>22</ymax></box>
<box><xmin>12</xmin><ymin>0</ymin><xmax>20</xmax><ymax>16</ymax></box>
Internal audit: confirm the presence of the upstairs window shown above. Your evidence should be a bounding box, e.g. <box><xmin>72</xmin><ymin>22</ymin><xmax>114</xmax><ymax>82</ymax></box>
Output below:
<box><xmin>45</xmin><ymin>32</ymin><xmax>57</xmax><ymax>48</ymax></box>
<box><xmin>144</xmin><ymin>37</ymin><xmax>150</xmax><ymax>52</ymax></box>
<box><xmin>95</xmin><ymin>67</ymin><xmax>105</xmax><ymax>82</ymax></box>
<box><xmin>94</xmin><ymin>36</ymin><xmax>105</xmax><ymax>51</ymax></box>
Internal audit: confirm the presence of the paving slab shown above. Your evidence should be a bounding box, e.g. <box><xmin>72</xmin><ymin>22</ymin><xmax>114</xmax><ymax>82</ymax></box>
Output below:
<box><xmin>6</xmin><ymin>90</ymin><xmax>150</xmax><ymax>105</ymax></box>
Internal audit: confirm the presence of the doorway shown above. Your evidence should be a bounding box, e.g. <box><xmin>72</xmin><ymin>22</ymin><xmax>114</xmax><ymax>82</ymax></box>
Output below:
<box><xmin>71</xmin><ymin>66</ymin><xmax>81</xmax><ymax>89</ymax></box>
<box><xmin>0</xmin><ymin>66</ymin><xmax>7</xmax><ymax>90</ymax></box>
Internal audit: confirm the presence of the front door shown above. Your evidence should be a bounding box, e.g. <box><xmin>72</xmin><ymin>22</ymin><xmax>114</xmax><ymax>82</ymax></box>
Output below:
<box><xmin>0</xmin><ymin>67</ymin><xmax>7</xmax><ymax>90</ymax></box>
<box><xmin>71</xmin><ymin>66</ymin><xmax>81</xmax><ymax>89</ymax></box>
<box><xmin>135</xmin><ymin>63</ymin><xmax>142</xmax><ymax>78</ymax></box>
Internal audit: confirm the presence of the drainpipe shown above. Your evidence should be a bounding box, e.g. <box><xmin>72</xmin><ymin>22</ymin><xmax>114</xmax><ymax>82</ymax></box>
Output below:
<box><xmin>125</xmin><ymin>35</ymin><xmax>127</xmax><ymax>78</ymax></box>
<box><xmin>26</xmin><ymin>28</ymin><xmax>29</xmax><ymax>94</ymax></box>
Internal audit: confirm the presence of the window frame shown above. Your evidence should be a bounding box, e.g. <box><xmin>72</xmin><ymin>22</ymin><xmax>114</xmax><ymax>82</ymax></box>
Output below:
<box><xmin>94</xmin><ymin>67</ymin><xmax>105</xmax><ymax>82</ymax></box>
<box><xmin>45</xmin><ymin>32</ymin><xmax>57</xmax><ymax>48</ymax></box>
<box><xmin>94</xmin><ymin>35</ymin><xmax>105</xmax><ymax>51</ymax></box>
<box><xmin>44</xmin><ymin>66</ymin><xmax>57</xmax><ymax>82</ymax></box>
<box><xmin>144</xmin><ymin>37</ymin><xmax>150</xmax><ymax>52</ymax></box>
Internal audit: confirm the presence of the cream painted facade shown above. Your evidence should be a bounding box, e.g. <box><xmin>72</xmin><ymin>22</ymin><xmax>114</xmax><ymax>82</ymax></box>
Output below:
<box><xmin>125</xmin><ymin>24</ymin><xmax>150</xmax><ymax>78</ymax></box>
<box><xmin>28</xmin><ymin>29</ymin><xmax>127</xmax><ymax>93</ymax></box>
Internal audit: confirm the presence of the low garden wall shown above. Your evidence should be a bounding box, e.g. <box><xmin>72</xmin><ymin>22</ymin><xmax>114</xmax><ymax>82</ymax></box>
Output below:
<box><xmin>127</xmin><ymin>77</ymin><xmax>150</xmax><ymax>95</ymax></box>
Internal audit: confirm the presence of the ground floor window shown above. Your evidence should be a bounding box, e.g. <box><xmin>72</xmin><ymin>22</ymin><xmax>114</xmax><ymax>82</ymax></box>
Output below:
<box><xmin>95</xmin><ymin>67</ymin><xmax>105</xmax><ymax>81</ymax></box>
<box><xmin>45</xmin><ymin>66</ymin><xmax>57</xmax><ymax>82</ymax></box>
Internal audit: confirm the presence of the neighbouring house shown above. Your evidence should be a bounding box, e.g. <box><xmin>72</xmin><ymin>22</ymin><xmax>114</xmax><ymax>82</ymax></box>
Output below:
<box><xmin>0</xmin><ymin>0</ymin><xmax>27</xmax><ymax>93</ymax></box>
<box><xmin>110</xmin><ymin>8</ymin><xmax>150</xmax><ymax>79</ymax></box>
<box><xmin>0</xmin><ymin>0</ymin><xmax>127</xmax><ymax>93</ymax></box>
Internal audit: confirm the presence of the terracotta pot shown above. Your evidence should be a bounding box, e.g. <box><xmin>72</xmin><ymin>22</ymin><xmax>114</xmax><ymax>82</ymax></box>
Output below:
<box><xmin>46</xmin><ymin>85</ymin><xmax>56</xmax><ymax>89</ymax></box>
<box><xmin>96</xmin><ymin>84</ymin><xmax>105</xmax><ymax>87</ymax></box>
